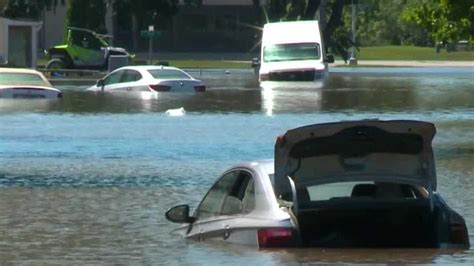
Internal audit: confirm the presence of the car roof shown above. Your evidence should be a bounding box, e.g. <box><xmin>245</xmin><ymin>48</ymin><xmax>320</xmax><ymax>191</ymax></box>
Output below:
<box><xmin>0</xmin><ymin>68</ymin><xmax>44</xmax><ymax>75</ymax></box>
<box><xmin>0</xmin><ymin>68</ymin><xmax>52</xmax><ymax>87</ymax></box>
<box><xmin>118</xmin><ymin>65</ymin><xmax>184</xmax><ymax>72</ymax></box>
<box><xmin>232</xmin><ymin>159</ymin><xmax>274</xmax><ymax>175</ymax></box>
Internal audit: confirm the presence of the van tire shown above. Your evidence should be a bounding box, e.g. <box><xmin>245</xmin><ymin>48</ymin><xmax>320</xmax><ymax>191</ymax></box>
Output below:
<box><xmin>46</xmin><ymin>58</ymin><xmax>66</xmax><ymax>76</ymax></box>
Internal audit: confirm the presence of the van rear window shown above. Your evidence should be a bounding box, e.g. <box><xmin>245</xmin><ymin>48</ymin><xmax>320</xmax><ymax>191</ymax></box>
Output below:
<box><xmin>263</xmin><ymin>43</ymin><xmax>320</xmax><ymax>62</ymax></box>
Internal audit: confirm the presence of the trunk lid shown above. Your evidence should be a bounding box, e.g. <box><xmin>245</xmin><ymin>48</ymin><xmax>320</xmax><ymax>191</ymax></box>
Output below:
<box><xmin>274</xmin><ymin>120</ymin><xmax>437</xmax><ymax>199</ymax></box>
<box><xmin>153</xmin><ymin>79</ymin><xmax>202</xmax><ymax>92</ymax></box>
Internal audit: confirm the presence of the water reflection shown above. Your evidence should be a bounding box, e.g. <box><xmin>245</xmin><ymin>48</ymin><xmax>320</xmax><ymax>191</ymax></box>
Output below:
<box><xmin>2</xmin><ymin>68</ymin><xmax>472</xmax><ymax>115</ymax></box>
<box><xmin>0</xmin><ymin>98</ymin><xmax>61</xmax><ymax>113</ymax></box>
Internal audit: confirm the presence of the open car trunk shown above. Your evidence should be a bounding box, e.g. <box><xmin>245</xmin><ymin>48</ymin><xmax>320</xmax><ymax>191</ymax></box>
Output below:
<box><xmin>272</xmin><ymin>120</ymin><xmax>465</xmax><ymax>248</ymax></box>
<box><xmin>296</xmin><ymin>198</ymin><xmax>443</xmax><ymax>248</ymax></box>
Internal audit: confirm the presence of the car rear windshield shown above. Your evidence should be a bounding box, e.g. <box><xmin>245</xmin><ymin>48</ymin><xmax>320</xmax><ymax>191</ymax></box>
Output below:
<box><xmin>264</xmin><ymin>43</ymin><xmax>320</xmax><ymax>62</ymax></box>
<box><xmin>0</xmin><ymin>73</ymin><xmax>50</xmax><ymax>87</ymax></box>
<box><xmin>147</xmin><ymin>69</ymin><xmax>191</xmax><ymax>80</ymax></box>
<box><xmin>290</xmin><ymin>126</ymin><xmax>423</xmax><ymax>158</ymax></box>
<box><xmin>277</xmin><ymin>181</ymin><xmax>424</xmax><ymax>204</ymax></box>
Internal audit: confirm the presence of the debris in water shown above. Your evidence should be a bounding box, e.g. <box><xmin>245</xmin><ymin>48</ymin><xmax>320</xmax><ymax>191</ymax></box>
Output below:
<box><xmin>165</xmin><ymin>107</ymin><xmax>186</xmax><ymax>116</ymax></box>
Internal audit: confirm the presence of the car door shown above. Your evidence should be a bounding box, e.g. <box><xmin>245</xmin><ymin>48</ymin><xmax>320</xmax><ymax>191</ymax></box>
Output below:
<box><xmin>191</xmin><ymin>169</ymin><xmax>256</xmax><ymax>244</ymax></box>
<box><xmin>101</xmin><ymin>69</ymin><xmax>125</xmax><ymax>91</ymax></box>
<box><xmin>115</xmin><ymin>70</ymin><xmax>143</xmax><ymax>92</ymax></box>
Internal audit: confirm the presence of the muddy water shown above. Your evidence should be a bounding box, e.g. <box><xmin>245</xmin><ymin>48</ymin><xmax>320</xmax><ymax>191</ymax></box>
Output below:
<box><xmin>0</xmin><ymin>67</ymin><xmax>473</xmax><ymax>264</ymax></box>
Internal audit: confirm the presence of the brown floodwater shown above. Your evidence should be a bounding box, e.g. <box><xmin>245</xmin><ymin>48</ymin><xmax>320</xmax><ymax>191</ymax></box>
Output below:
<box><xmin>0</xmin><ymin>67</ymin><xmax>473</xmax><ymax>264</ymax></box>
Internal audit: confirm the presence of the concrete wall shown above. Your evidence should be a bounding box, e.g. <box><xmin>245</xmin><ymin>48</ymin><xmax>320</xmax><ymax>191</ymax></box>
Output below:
<box><xmin>42</xmin><ymin>5</ymin><xmax>68</xmax><ymax>49</ymax></box>
<box><xmin>0</xmin><ymin>18</ymin><xmax>6</xmax><ymax>63</ymax></box>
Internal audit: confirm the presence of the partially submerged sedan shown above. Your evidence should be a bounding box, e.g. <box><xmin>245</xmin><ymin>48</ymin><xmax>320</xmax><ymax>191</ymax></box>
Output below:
<box><xmin>0</xmin><ymin>68</ymin><xmax>62</xmax><ymax>98</ymax></box>
<box><xmin>166</xmin><ymin>120</ymin><xmax>470</xmax><ymax>249</ymax></box>
<box><xmin>87</xmin><ymin>65</ymin><xmax>206</xmax><ymax>93</ymax></box>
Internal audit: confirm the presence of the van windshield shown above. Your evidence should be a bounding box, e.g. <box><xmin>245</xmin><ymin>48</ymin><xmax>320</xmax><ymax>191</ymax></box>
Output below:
<box><xmin>263</xmin><ymin>43</ymin><xmax>320</xmax><ymax>62</ymax></box>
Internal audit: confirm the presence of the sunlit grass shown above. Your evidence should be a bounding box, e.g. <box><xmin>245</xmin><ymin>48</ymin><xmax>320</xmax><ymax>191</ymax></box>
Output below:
<box><xmin>151</xmin><ymin>59</ymin><xmax>250</xmax><ymax>69</ymax></box>
<box><xmin>358</xmin><ymin>46</ymin><xmax>474</xmax><ymax>61</ymax></box>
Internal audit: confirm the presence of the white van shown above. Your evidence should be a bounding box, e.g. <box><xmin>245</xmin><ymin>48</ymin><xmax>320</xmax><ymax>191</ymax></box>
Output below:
<box><xmin>257</xmin><ymin>20</ymin><xmax>334</xmax><ymax>83</ymax></box>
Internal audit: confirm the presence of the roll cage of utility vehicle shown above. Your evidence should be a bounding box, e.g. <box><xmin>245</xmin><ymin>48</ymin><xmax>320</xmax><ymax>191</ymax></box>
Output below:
<box><xmin>45</xmin><ymin>27</ymin><xmax>132</xmax><ymax>70</ymax></box>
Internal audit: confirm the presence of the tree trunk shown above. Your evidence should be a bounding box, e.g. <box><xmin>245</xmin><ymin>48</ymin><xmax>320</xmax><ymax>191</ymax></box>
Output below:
<box><xmin>323</xmin><ymin>0</ymin><xmax>345</xmax><ymax>53</ymax></box>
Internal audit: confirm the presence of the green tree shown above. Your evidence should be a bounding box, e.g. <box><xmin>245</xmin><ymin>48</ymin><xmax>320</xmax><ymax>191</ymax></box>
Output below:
<box><xmin>112</xmin><ymin>0</ymin><xmax>179</xmax><ymax>50</ymax></box>
<box><xmin>112</xmin><ymin>0</ymin><xmax>178</xmax><ymax>30</ymax></box>
<box><xmin>355</xmin><ymin>0</ymin><xmax>430</xmax><ymax>46</ymax></box>
<box><xmin>2</xmin><ymin>0</ymin><xmax>64</xmax><ymax>20</ymax></box>
<box><xmin>402</xmin><ymin>0</ymin><xmax>474</xmax><ymax>44</ymax></box>
<box><xmin>65</xmin><ymin>0</ymin><xmax>106</xmax><ymax>33</ymax></box>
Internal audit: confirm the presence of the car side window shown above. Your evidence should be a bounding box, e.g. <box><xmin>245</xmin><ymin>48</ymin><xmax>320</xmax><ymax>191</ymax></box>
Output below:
<box><xmin>196</xmin><ymin>170</ymin><xmax>255</xmax><ymax>219</ymax></box>
<box><xmin>241</xmin><ymin>178</ymin><xmax>255</xmax><ymax>213</ymax></box>
<box><xmin>104</xmin><ymin>70</ymin><xmax>125</xmax><ymax>86</ymax></box>
<box><xmin>121</xmin><ymin>70</ymin><xmax>142</xmax><ymax>83</ymax></box>
<box><xmin>197</xmin><ymin>171</ymin><xmax>239</xmax><ymax>219</ymax></box>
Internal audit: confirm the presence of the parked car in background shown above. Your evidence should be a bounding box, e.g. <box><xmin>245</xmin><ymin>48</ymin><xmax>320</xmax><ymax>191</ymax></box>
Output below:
<box><xmin>87</xmin><ymin>65</ymin><xmax>206</xmax><ymax>93</ymax></box>
<box><xmin>45</xmin><ymin>27</ymin><xmax>133</xmax><ymax>71</ymax></box>
<box><xmin>0</xmin><ymin>68</ymin><xmax>62</xmax><ymax>99</ymax></box>
<box><xmin>166</xmin><ymin>120</ymin><xmax>470</xmax><ymax>249</ymax></box>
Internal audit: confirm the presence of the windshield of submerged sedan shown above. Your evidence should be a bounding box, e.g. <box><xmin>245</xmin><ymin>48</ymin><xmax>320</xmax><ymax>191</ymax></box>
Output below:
<box><xmin>263</xmin><ymin>43</ymin><xmax>321</xmax><ymax>62</ymax></box>
<box><xmin>0</xmin><ymin>73</ymin><xmax>50</xmax><ymax>87</ymax></box>
<box><xmin>148</xmin><ymin>69</ymin><xmax>192</xmax><ymax>80</ymax></box>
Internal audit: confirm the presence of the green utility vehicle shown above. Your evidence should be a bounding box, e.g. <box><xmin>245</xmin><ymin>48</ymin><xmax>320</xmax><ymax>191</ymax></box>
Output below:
<box><xmin>45</xmin><ymin>27</ymin><xmax>132</xmax><ymax>70</ymax></box>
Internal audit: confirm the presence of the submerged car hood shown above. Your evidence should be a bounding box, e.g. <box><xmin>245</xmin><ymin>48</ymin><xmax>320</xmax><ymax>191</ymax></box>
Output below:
<box><xmin>274</xmin><ymin>120</ymin><xmax>437</xmax><ymax>198</ymax></box>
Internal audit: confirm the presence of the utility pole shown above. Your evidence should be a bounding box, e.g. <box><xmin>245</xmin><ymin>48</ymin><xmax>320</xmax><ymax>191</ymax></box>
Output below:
<box><xmin>349</xmin><ymin>0</ymin><xmax>358</xmax><ymax>65</ymax></box>
<box><xmin>148</xmin><ymin>25</ymin><xmax>154</xmax><ymax>65</ymax></box>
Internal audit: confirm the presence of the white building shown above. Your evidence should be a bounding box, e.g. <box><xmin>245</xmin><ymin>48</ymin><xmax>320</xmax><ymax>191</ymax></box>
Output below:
<box><xmin>0</xmin><ymin>16</ymin><xmax>42</xmax><ymax>68</ymax></box>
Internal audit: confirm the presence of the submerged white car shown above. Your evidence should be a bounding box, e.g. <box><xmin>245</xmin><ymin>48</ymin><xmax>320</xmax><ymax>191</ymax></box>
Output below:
<box><xmin>0</xmin><ymin>68</ymin><xmax>62</xmax><ymax>98</ymax></box>
<box><xmin>87</xmin><ymin>65</ymin><xmax>206</xmax><ymax>93</ymax></box>
<box><xmin>166</xmin><ymin>120</ymin><xmax>470</xmax><ymax>249</ymax></box>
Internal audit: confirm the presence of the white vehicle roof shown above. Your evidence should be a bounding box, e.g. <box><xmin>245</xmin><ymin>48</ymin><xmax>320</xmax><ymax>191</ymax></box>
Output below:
<box><xmin>114</xmin><ymin>65</ymin><xmax>185</xmax><ymax>72</ymax></box>
<box><xmin>0</xmin><ymin>67</ymin><xmax>53</xmax><ymax>87</ymax></box>
<box><xmin>262</xmin><ymin>20</ymin><xmax>322</xmax><ymax>45</ymax></box>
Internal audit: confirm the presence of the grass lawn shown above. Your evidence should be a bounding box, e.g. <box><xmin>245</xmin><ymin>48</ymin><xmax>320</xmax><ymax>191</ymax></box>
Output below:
<box><xmin>37</xmin><ymin>57</ymin><xmax>250</xmax><ymax>69</ymax></box>
<box><xmin>145</xmin><ymin>59</ymin><xmax>250</xmax><ymax>69</ymax></box>
<box><xmin>357</xmin><ymin>46</ymin><xmax>474</xmax><ymax>61</ymax></box>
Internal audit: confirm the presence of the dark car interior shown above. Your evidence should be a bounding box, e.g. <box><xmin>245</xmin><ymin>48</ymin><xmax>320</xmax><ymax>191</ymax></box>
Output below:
<box><xmin>295</xmin><ymin>182</ymin><xmax>450</xmax><ymax>248</ymax></box>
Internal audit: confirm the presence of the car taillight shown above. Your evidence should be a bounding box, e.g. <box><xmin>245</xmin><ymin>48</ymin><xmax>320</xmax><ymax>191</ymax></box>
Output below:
<box><xmin>258</xmin><ymin>228</ymin><xmax>293</xmax><ymax>248</ymax></box>
<box><xmin>449</xmin><ymin>224</ymin><xmax>470</xmax><ymax>247</ymax></box>
<box><xmin>194</xmin><ymin>85</ymin><xmax>206</xmax><ymax>92</ymax></box>
<box><xmin>149</xmin><ymin>84</ymin><xmax>171</xmax><ymax>92</ymax></box>
<box><xmin>260</xmin><ymin>73</ymin><xmax>269</xmax><ymax>81</ymax></box>
<box><xmin>276</xmin><ymin>135</ymin><xmax>286</xmax><ymax>147</ymax></box>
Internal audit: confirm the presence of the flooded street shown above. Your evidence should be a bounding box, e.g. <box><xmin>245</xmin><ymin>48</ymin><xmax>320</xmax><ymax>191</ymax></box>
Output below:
<box><xmin>0</xmin><ymin>67</ymin><xmax>474</xmax><ymax>264</ymax></box>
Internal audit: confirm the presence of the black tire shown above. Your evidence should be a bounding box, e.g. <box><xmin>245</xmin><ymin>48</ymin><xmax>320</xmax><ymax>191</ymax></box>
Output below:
<box><xmin>45</xmin><ymin>58</ymin><xmax>66</xmax><ymax>77</ymax></box>
<box><xmin>46</xmin><ymin>58</ymin><xmax>65</xmax><ymax>69</ymax></box>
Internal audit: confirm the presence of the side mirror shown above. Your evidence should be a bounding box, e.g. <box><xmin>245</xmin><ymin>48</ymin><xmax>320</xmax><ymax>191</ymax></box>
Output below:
<box><xmin>97</xmin><ymin>79</ymin><xmax>105</xmax><ymax>87</ymax></box>
<box><xmin>165</xmin><ymin>204</ymin><xmax>195</xmax><ymax>224</ymax></box>
<box><xmin>325</xmin><ymin>54</ymin><xmax>335</xmax><ymax>63</ymax></box>
<box><xmin>251</xmin><ymin>57</ymin><xmax>260</xmax><ymax>68</ymax></box>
